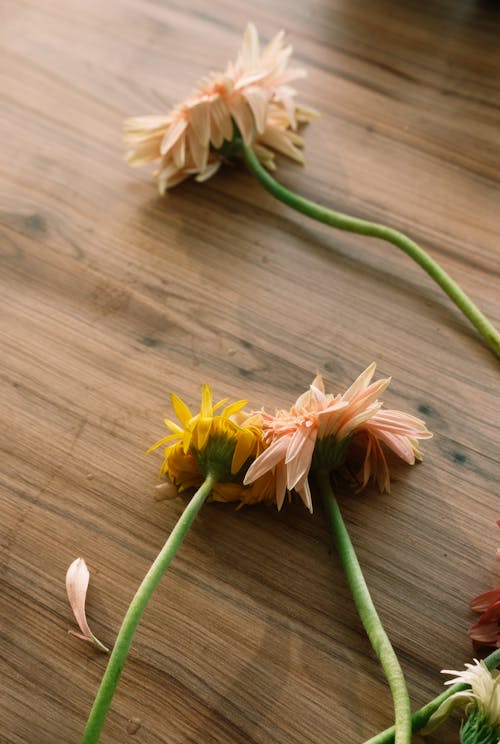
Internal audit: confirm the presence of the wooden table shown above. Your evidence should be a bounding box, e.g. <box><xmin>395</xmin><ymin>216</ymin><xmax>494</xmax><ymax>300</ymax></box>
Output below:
<box><xmin>1</xmin><ymin>1</ymin><xmax>499</xmax><ymax>742</ymax></box>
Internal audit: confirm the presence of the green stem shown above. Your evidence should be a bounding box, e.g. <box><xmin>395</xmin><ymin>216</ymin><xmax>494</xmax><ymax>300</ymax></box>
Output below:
<box><xmin>317</xmin><ymin>470</ymin><xmax>412</xmax><ymax>744</ymax></box>
<box><xmin>81</xmin><ymin>473</ymin><xmax>217</xmax><ymax>744</ymax></box>
<box><xmin>242</xmin><ymin>142</ymin><xmax>500</xmax><ymax>359</ymax></box>
<box><xmin>363</xmin><ymin>647</ymin><xmax>500</xmax><ymax>744</ymax></box>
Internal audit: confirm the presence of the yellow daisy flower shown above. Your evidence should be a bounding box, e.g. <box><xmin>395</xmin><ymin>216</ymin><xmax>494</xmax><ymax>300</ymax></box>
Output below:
<box><xmin>161</xmin><ymin>440</ymin><xmax>277</xmax><ymax>508</ymax></box>
<box><xmin>148</xmin><ymin>385</ymin><xmax>274</xmax><ymax>505</ymax></box>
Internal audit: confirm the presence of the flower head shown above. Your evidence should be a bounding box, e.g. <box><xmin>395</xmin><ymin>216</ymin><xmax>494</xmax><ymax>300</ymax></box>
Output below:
<box><xmin>424</xmin><ymin>659</ymin><xmax>500</xmax><ymax>738</ymax></box>
<box><xmin>148</xmin><ymin>386</ymin><xmax>274</xmax><ymax>507</ymax></box>
<box><xmin>66</xmin><ymin>558</ymin><xmax>109</xmax><ymax>652</ymax></box>
<box><xmin>244</xmin><ymin>363</ymin><xmax>432</xmax><ymax>512</ymax></box>
<box><xmin>469</xmin><ymin>535</ymin><xmax>500</xmax><ymax>649</ymax></box>
<box><xmin>124</xmin><ymin>23</ymin><xmax>318</xmax><ymax>193</ymax></box>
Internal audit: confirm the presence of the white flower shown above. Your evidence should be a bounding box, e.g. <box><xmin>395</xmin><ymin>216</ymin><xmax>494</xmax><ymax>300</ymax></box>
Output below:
<box><xmin>424</xmin><ymin>659</ymin><xmax>500</xmax><ymax>735</ymax></box>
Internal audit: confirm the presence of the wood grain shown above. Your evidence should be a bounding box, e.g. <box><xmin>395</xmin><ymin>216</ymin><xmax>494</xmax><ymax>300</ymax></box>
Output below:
<box><xmin>1</xmin><ymin>0</ymin><xmax>499</xmax><ymax>742</ymax></box>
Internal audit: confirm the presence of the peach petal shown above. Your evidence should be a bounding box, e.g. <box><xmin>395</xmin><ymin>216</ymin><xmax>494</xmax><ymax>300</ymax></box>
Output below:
<box><xmin>66</xmin><ymin>558</ymin><xmax>109</xmax><ymax>652</ymax></box>
<box><xmin>160</xmin><ymin>117</ymin><xmax>188</xmax><ymax>155</ymax></box>
<box><xmin>285</xmin><ymin>430</ymin><xmax>316</xmax><ymax>491</ymax></box>
<box><xmin>295</xmin><ymin>475</ymin><xmax>313</xmax><ymax>513</ymax></box>
<box><xmin>228</xmin><ymin>98</ymin><xmax>255</xmax><ymax>144</ymax></box>
<box><xmin>275</xmin><ymin>462</ymin><xmax>287</xmax><ymax>510</ymax></box>
<box><xmin>257</xmin><ymin>128</ymin><xmax>304</xmax><ymax>163</ymax></box>
<box><xmin>188</xmin><ymin>99</ymin><xmax>211</xmax><ymax>146</ymax></box>
<box><xmin>243</xmin><ymin>86</ymin><xmax>272</xmax><ymax>133</ymax></box>
<box><xmin>343</xmin><ymin>363</ymin><xmax>377</xmax><ymax>400</ymax></box>
<box><xmin>195</xmin><ymin>160</ymin><xmax>221</xmax><ymax>183</ymax></box>
<box><xmin>244</xmin><ymin>436</ymin><xmax>290</xmax><ymax>485</ymax></box>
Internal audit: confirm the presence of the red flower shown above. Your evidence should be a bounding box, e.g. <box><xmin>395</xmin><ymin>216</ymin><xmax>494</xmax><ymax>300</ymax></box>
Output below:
<box><xmin>469</xmin><ymin>530</ymin><xmax>500</xmax><ymax>649</ymax></box>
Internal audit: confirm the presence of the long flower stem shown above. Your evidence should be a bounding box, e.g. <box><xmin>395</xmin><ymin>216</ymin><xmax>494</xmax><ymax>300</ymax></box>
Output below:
<box><xmin>317</xmin><ymin>470</ymin><xmax>412</xmax><ymax>744</ymax></box>
<box><xmin>81</xmin><ymin>473</ymin><xmax>217</xmax><ymax>744</ymax></box>
<box><xmin>363</xmin><ymin>647</ymin><xmax>500</xmax><ymax>744</ymax></box>
<box><xmin>241</xmin><ymin>142</ymin><xmax>500</xmax><ymax>359</ymax></box>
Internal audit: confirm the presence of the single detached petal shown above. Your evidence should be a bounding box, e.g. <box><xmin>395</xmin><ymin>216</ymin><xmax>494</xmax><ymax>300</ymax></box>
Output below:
<box><xmin>66</xmin><ymin>558</ymin><xmax>109</xmax><ymax>652</ymax></box>
<box><xmin>155</xmin><ymin>481</ymin><xmax>179</xmax><ymax>500</ymax></box>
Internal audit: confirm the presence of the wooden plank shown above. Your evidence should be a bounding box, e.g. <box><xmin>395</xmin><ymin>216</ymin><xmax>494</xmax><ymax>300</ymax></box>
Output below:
<box><xmin>1</xmin><ymin>1</ymin><xmax>499</xmax><ymax>741</ymax></box>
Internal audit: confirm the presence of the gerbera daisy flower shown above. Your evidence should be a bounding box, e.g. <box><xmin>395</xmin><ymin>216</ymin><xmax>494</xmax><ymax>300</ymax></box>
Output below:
<box><xmin>244</xmin><ymin>363</ymin><xmax>432</xmax><ymax>511</ymax></box>
<box><xmin>124</xmin><ymin>23</ymin><xmax>317</xmax><ymax>192</ymax></box>
<box><xmin>148</xmin><ymin>385</ymin><xmax>274</xmax><ymax>506</ymax></box>
<box><xmin>424</xmin><ymin>659</ymin><xmax>500</xmax><ymax>740</ymax></box>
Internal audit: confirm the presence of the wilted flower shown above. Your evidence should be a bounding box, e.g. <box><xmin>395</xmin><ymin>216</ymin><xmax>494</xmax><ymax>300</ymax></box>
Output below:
<box><xmin>148</xmin><ymin>386</ymin><xmax>275</xmax><ymax>507</ymax></box>
<box><xmin>423</xmin><ymin>659</ymin><xmax>500</xmax><ymax>740</ymax></box>
<box><xmin>124</xmin><ymin>23</ymin><xmax>317</xmax><ymax>192</ymax></box>
<box><xmin>244</xmin><ymin>363</ymin><xmax>432</xmax><ymax>512</ymax></box>
<box><xmin>66</xmin><ymin>558</ymin><xmax>109</xmax><ymax>652</ymax></box>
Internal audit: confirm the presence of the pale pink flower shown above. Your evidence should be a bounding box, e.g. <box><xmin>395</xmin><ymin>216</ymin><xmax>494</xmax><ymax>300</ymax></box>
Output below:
<box><xmin>124</xmin><ymin>23</ymin><xmax>317</xmax><ymax>193</ymax></box>
<box><xmin>66</xmin><ymin>558</ymin><xmax>109</xmax><ymax>652</ymax></box>
<box><xmin>244</xmin><ymin>363</ymin><xmax>432</xmax><ymax>511</ymax></box>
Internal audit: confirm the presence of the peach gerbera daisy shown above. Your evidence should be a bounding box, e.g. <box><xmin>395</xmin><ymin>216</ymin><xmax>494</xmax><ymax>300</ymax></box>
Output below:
<box><xmin>244</xmin><ymin>363</ymin><xmax>432</xmax><ymax>512</ymax></box>
<box><xmin>124</xmin><ymin>23</ymin><xmax>317</xmax><ymax>193</ymax></box>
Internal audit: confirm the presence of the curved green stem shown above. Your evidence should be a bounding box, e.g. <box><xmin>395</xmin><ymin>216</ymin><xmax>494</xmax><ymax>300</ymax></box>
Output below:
<box><xmin>81</xmin><ymin>473</ymin><xmax>217</xmax><ymax>744</ymax></box>
<box><xmin>242</xmin><ymin>142</ymin><xmax>500</xmax><ymax>359</ymax></box>
<box><xmin>317</xmin><ymin>470</ymin><xmax>412</xmax><ymax>744</ymax></box>
<box><xmin>363</xmin><ymin>647</ymin><xmax>500</xmax><ymax>744</ymax></box>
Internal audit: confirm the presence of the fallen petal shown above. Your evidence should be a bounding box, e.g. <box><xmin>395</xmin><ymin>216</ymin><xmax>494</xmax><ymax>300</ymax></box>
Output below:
<box><xmin>66</xmin><ymin>558</ymin><xmax>109</xmax><ymax>652</ymax></box>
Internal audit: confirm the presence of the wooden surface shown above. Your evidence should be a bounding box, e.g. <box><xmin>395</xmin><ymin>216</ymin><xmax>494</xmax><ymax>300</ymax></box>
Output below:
<box><xmin>1</xmin><ymin>1</ymin><xmax>499</xmax><ymax>742</ymax></box>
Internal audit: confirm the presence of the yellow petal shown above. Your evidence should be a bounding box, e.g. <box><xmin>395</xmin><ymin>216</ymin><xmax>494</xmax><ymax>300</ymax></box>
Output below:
<box><xmin>195</xmin><ymin>417</ymin><xmax>212</xmax><ymax>451</ymax></box>
<box><xmin>146</xmin><ymin>433</ymin><xmax>180</xmax><ymax>454</ymax></box>
<box><xmin>170</xmin><ymin>393</ymin><xmax>193</xmax><ymax>427</ymax></box>
<box><xmin>231</xmin><ymin>430</ymin><xmax>256</xmax><ymax>474</ymax></box>
<box><xmin>213</xmin><ymin>397</ymin><xmax>230</xmax><ymax>412</ymax></box>
<box><xmin>200</xmin><ymin>385</ymin><xmax>213</xmax><ymax>418</ymax></box>
<box><xmin>163</xmin><ymin>418</ymin><xmax>184</xmax><ymax>435</ymax></box>
<box><xmin>182</xmin><ymin>429</ymin><xmax>192</xmax><ymax>454</ymax></box>
<box><xmin>222</xmin><ymin>399</ymin><xmax>248</xmax><ymax>418</ymax></box>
